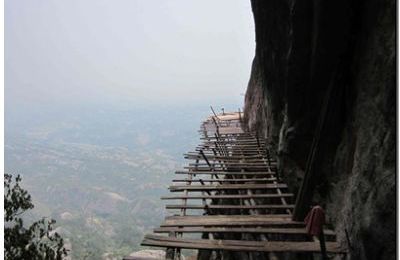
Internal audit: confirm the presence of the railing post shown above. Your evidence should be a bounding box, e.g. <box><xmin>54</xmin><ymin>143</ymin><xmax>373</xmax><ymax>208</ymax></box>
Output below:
<box><xmin>165</xmin><ymin>232</ymin><xmax>176</xmax><ymax>260</ymax></box>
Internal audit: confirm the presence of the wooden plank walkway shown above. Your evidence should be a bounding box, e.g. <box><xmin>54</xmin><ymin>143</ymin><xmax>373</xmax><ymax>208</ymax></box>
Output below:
<box><xmin>137</xmin><ymin>110</ymin><xmax>344</xmax><ymax>259</ymax></box>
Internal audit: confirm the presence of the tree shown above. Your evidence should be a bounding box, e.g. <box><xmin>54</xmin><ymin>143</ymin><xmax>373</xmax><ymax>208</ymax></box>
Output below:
<box><xmin>4</xmin><ymin>173</ymin><xmax>68</xmax><ymax>259</ymax></box>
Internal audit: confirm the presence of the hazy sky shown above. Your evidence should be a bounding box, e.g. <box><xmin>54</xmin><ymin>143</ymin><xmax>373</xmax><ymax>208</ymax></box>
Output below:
<box><xmin>5</xmin><ymin>0</ymin><xmax>255</xmax><ymax>107</ymax></box>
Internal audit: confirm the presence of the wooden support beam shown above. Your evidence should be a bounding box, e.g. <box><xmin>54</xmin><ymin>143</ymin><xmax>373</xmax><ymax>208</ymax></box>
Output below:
<box><xmin>210</xmin><ymin>106</ymin><xmax>219</xmax><ymax>120</ymax></box>
<box><xmin>199</xmin><ymin>150</ymin><xmax>211</xmax><ymax>167</ymax></box>
<box><xmin>162</xmin><ymin>215</ymin><xmax>299</xmax><ymax>227</ymax></box>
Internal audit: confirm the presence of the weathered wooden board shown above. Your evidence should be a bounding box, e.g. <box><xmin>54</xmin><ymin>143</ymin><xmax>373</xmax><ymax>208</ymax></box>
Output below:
<box><xmin>184</xmin><ymin>166</ymin><xmax>276</xmax><ymax>170</ymax></box>
<box><xmin>175</xmin><ymin>171</ymin><xmax>276</xmax><ymax>175</ymax></box>
<box><xmin>196</xmin><ymin>147</ymin><xmax>271</xmax><ymax>153</ymax></box>
<box><xmin>184</xmin><ymin>154</ymin><xmax>276</xmax><ymax>161</ymax></box>
<box><xmin>153</xmin><ymin>227</ymin><xmax>336</xmax><ymax>236</ymax></box>
<box><xmin>161</xmin><ymin>215</ymin><xmax>299</xmax><ymax>227</ymax></box>
<box><xmin>172</xmin><ymin>178</ymin><xmax>277</xmax><ymax>183</ymax></box>
<box><xmin>161</xmin><ymin>193</ymin><xmax>294</xmax><ymax>200</ymax></box>
<box><xmin>165</xmin><ymin>204</ymin><xmax>295</xmax><ymax>210</ymax></box>
<box><xmin>169</xmin><ymin>184</ymin><xmax>287</xmax><ymax>191</ymax></box>
<box><xmin>142</xmin><ymin>235</ymin><xmax>344</xmax><ymax>253</ymax></box>
<box><xmin>187</xmin><ymin>162</ymin><xmax>275</xmax><ymax>167</ymax></box>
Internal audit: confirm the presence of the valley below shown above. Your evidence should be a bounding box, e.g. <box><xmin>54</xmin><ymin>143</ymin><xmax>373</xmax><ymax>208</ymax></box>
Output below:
<box><xmin>5</xmin><ymin>101</ymin><xmax>236</xmax><ymax>259</ymax></box>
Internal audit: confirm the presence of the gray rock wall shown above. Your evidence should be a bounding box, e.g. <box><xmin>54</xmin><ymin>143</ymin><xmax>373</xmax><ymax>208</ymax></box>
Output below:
<box><xmin>243</xmin><ymin>0</ymin><xmax>396</xmax><ymax>259</ymax></box>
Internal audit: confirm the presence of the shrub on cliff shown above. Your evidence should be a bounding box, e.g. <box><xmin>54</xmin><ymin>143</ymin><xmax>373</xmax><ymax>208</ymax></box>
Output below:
<box><xmin>4</xmin><ymin>173</ymin><xmax>68</xmax><ymax>259</ymax></box>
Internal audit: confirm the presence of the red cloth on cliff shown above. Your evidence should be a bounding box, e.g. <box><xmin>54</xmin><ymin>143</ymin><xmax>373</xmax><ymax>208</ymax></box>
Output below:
<box><xmin>304</xmin><ymin>205</ymin><xmax>325</xmax><ymax>236</ymax></box>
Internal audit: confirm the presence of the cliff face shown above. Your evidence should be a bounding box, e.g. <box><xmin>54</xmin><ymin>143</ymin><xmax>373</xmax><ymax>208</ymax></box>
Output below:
<box><xmin>244</xmin><ymin>0</ymin><xmax>396</xmax><ymax>259</ymax></box>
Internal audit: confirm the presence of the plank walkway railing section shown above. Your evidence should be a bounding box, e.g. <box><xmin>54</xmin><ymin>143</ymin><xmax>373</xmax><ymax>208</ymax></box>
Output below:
<box><xmin>127</xmin><ymin>110</ymin><xmax>346</xmax><ymax>259</ymax></box>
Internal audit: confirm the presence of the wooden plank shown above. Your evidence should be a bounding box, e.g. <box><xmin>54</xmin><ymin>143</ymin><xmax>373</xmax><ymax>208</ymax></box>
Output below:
<box><xmin>183</xmin><ymin>158</ymin><xmax>277</xmax><ymax>165</ymax></box>
<box><xmin>185</xmin><ymin>166</ymin><xmax>275</xmax><ymax>171</ymax></box>
<box><xmin>164</xmin><ymin>214</ymin><xmax>293</xmax><ymax>220</ymax></box>
<box><xmin>197</xmin><ymin>143</ymin><xmax>268</xmax><ymax>147</ymax></box>
<box><xmin>166</xmin><ymin>204</ymin><xmax>295</xmax><ymax>210</ymax></box>
<box><xmin>184</xmin><ymin>166</ymin><xmax>276</xmax><ymax>171</ymax></box>
<box><xmin>185</xmin><ymin>153</ymin><xmax>270</xmax><ymax>158</ymax></box>
<box><xmin>186</xmin><ymin>152</ymin><xmax>272</xmax><ymax>157</ymax></box>
<box><xmin>199</xmin><ymin>141</ymin><xmax>262</xmax><ymax>145</ymax></box>
<box><xmin>142</xmin><ymin>235</ymin><xmax>344</xmax><ymax>253</ymax></box>
<box><xmin>201</xmin><ymin>142</ymin><xmax>266</xmax><ymax>147</ymax></box>
<box><xmin>201</xmin><ymin>132</ymin><xmax>255</xmax><ymax>137</ymax></box>
<box><xmin>153</xmin><ymin>227</ymin><xmax>336</xmax><ymax>236</ymax></box>
<box><xmin>196</xmin><ymin>147</ymin><xmax>271</xmax><ymax>152</ymax></box>
<box><xmin>201</xmin><ymin>138</ymin><xmax>265</xmax><ymax>142</ymax></box>
<box><xmin>200</xmin><ymin>131</ymin><xmax>257</xmax><ymax>135</ymax></box>
<box><xmin>218</xmin><ymin>129</ymin><xmax>244</xmax><ymax>135</ymax></box>
<box><xmin>184</xmin><ymin>159</ymin><xmax>275</xmax><ymax>164</ymax></box>
<box><xmin>161</xmin><ymin>193</ymin><xmax>294</xmax><ymax>200</ymax></box>
<box><xmin>172</xmin><ymin>178</ymin><xmax>277</xmax><ymax>183</ymax></box>
<box><xmin>161</xmin><ymin>215</ymin><xmax>300</xmax><ymax>227</ymax></box>
<box><xmin>200</xmin><ymin>136</ymin><xmax>259</xmax><ymax>140</ymax></box>
<box><xmin>186</xmin><ymin>163</ymin><xmax>275</xmax><ymax>167</ymax></box>
<box><xmin>187</xmin><ymin>162</ymin><xmax>275</xmax><ymax>167</ymax></box>
<box><xmin>200</xmin><ymin>138</ymin><xmax>260</xmax><ymax>142</ymax></box>
<box><xmin>175</xmin><ymin>174</ymin><xmax>276</xmax><ymax>179</ymax></box>
<box><xmin>196</xmin><ymin>145</ymin><xmax>267</xmax><ymax>149</ymax></box>
<box><xmin>201</xmin><ymin>138</ymin><xmax>266</xmax><ymax>142</ymax></box>
<box><xmin>203</xmin><ymin>136</ymin><xmax>262</xmax><ymax>140</ymax></box>
<box><xmin>169</xmin><ymin>183</ymin><xmax>287</xmax><ymax>191</ymax></box>
<box><xmin>184</xmin><ymin>154</ymin><xmax>276</xmax><ymax>161</ymax></box>
<box><xmin>200</xmin><ymin>142</ymin><xmax>265</xmax><ymax>146</ymax></box>
<box><xmin>175</xmin><ymin>171</ymin><xmax>276</xmax><ymax>175</ymax></box>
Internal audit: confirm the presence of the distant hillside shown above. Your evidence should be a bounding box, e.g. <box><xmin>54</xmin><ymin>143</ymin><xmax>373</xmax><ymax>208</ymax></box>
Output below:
<box><xmin>6</xmin><ymin>102</ymin><xmax>240</xmax><ymax>259</ymax></box>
